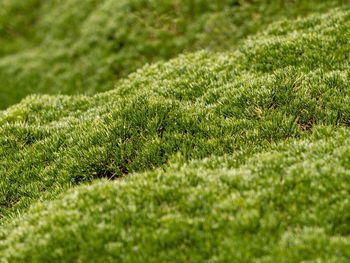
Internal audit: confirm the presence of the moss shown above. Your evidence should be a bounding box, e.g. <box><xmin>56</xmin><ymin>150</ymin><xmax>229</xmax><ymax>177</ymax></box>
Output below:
<box><xmin>0</xmin><ymin>3</ymin><xmax>349</xmax><ymax>262</ymax></box>
<box><xmin>1</xmin><ymin>126</ymin><xmax>350</xmax><ymax>262</ymax></box>
<box><xmin>0</xmin><ymin>0</ymin><xmax>348</xmax><ymax>109</ymax></box>
<box><xmin>0</xmin><ymin>7</ymin><xmax>349</xmax><ymax>219</ymax></box>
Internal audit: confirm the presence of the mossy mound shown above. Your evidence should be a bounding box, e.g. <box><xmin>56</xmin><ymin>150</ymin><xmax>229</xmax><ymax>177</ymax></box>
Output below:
<box><xmin>0</xmin><ymin>4</ymin><xmax>349</xmax><ymax>262</ymax></box>
<box><xmin>1</xmin><ymin>7</ymin><xmax>349</xmax><ymax>219</ymax></box>
<box><xmin>0</xmin><ymin>0</ymin><xmax>348</xmax><ymax>109</ymax></box>
<box><xmin>1</xmin><ymin>126</ymin><xmax>350</xmax><ymax>262</ymax></box>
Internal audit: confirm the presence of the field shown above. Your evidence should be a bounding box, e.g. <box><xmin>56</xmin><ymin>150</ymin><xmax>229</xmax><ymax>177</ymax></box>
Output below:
<box><xmin>0</xmin><ymin>1</ymin><xmax>350</xmax><ymax>262</ymax></box>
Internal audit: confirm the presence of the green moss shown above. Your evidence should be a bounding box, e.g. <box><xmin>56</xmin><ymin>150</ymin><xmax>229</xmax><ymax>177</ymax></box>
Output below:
<box><xmin>0</xmin><ymin>0</ymin><xmax>349</xmax><ymax>109</ymax></box>
<box><xmin>0</xmin><ymin>8</ymin><xmax>349</xmax><ymax>219</ymax></box>
<box><xmin>0</xmin><ymin>4</ymin><xmax>350</xmax><ymax>262</ymax></box>
<box><xmin>1</xmin><ymin>126</ymin><xmax>350</xmax><ymax>262</ymax></box>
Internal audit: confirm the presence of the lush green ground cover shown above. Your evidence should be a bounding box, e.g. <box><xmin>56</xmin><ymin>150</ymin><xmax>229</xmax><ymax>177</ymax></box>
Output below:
<box><xmin>1</xmin><ymin>126</ymin><xmax>350</xmax><ymax>262</ymax></box>
<box><xmin>1</xmin><ymin>8</ymin><xmax>350</xmax><ymax>219</ymax></box>
<box><xmin>0</xmin><ymin>0</ymin><xmax>349</xmax><ymax>109</ymax></box>
<box><xmin>0</xmin><ymin>2</ymin><xmax>349</xmax><ymax>262</ymax></box>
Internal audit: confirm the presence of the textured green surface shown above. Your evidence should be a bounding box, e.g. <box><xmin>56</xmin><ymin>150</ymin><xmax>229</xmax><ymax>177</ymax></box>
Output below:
<box><xmin>0</xmin><ymin>0</ymin><xmax>349</xmax><ymax>109</ymax></box>
<box><xmin>0</xmin><ymin>2</ymin><xmax>349</xmax><ymax>262</ymax></box>
<box><xmin>1</xmin><ymin>126</ymin><xmax>350</xmax><ymax>262</ymax></box>
<box><xmin>1</xmin><ymin>8</ymin><xmax>350</xmax><ymax>219</ymax></box>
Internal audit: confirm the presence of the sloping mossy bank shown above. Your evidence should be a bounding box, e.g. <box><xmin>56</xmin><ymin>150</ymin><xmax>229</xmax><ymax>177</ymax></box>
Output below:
<box><xmin>0</xmin><ymin>9</ymin><xmax>349</xmax><ymax>221</ymax></box>
<box><xmin>0</xmin><ymin>126</ymin><xmax>350</xmax><ymax>262</ymax></box>
<box><xmin>0</xmin><ymin>0</ymin><xmax>349</xmax><ymax>109</ymax></box>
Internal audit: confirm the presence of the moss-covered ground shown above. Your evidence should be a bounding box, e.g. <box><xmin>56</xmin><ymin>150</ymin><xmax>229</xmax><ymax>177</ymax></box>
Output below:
<box><xmin>0</xmin><ymin>0</ymin><xmax>348</xmax><ymax>109</ymax></box>
<box><xmin>0</xmin><ymin>1</ymin><xmax>349</xmax><ymax>262</ymax></box>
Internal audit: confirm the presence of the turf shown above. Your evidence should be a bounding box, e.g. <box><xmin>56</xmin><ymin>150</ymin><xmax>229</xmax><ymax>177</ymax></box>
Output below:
<box><xmin>0</xmin><ymin>3</ymin><xmax>349</xmax><ymax>263</ymax></box>
<box><xmin>0</xmin><ymin>0</ymin><xmax>349</xmax><ymax>109</ymax></box>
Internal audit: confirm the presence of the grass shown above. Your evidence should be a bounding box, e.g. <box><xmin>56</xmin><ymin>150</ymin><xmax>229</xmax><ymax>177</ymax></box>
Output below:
<box><xmin>0</xmin><ymin>0</ymin><xmax>349</xmax><ymax>109</ymax></box>
<box><xmin>0</xmin><ymin>2</ymin><xmax>349</xmax><ymax>262</ymax></box>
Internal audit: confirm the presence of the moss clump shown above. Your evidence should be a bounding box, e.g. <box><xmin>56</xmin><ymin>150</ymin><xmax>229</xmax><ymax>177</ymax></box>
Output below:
<box><xmin>0</xmin><ymin>8</ymin><xmax>349</xmax><ymax>219</ymax></box>
<box><xmin>1</xmin><ymin>126</ymin><xmax>350</xmax><ymax>262</ymax></box>
<box><xmin>0</xmin><ymin>0</ymin><xmax>348</xmax><ymax>109</ymax></box>
<box><xmin>0</xmin><ymin>4</ymin><xmax>350</xmax><ymax>262</ymax></box>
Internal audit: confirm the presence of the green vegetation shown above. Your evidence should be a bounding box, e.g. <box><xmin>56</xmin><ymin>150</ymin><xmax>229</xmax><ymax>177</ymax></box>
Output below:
<box><xmin>1</xmin><ymin>126</ymin><xmax>350</xmax><ymax>262</ymax></box>
<box><xmin>0</xmin><ymin>0</ymin><xmax>349</xmax><ymax>109</ymax></box>
<box><xmin>0</xmin><ymin>1</ymin><xmax>350</xmax><ymax>262</ymax></box>
<box><xmin>1</xmin><ymin>7</ymin><xmax>350</xmax><ymax>219</ymax></box>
